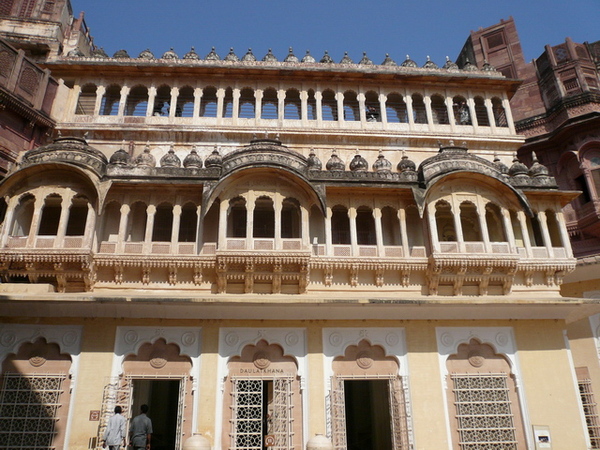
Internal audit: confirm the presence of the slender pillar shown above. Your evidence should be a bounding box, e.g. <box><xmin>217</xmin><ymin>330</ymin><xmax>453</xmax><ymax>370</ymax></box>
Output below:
<box><xmin>169</xmin><ymin>87</ymin><xmax>179</xmax><ymax>118</ymax></box>
<box><xmin>246</xmin><ymin>197</ymin><xmax>255</xmax><ymax>250</ymax></box>
<box><xmin>336</xmin><ymin>92</ymin><xmax>344</xmax><ymax>123</ymax></box>
<box><xmin>146</xmin><ymin>86</ymin><xmax>157</xmax><ymax>117</ymax></box>
<box><xmin>54</xmin><ymin>195</ymin><xmax>74</xmax><ymax>247</ymax></box>
<box><xmin>445</xmin><ymin>96</ymin><xmax>456</xmax><ymax>132</ymax></box>
<box><xmin>94</xmin><ymin>85</ymin><xmax>106</xmax><ymax>116</ymax></box>
<box><xmin>398</xmin><ymin>208</ymin><xmax>409</xmax><ymax>257</ymax></box>
<box><xmin>25</xmin><ymin>198</ymin><xmax>45</xmax><ymax>248</ymax></box>
<box><xmin>301</xmin><ymin>205</ymin><xmax>310</xmax><ymax>249</ymax></box>
<box><xmin>424</xmin><ymin>95</ymin><xmax>434</xmax><ymax>130</ymax></box>
<box><xmin>536</xmin><ymin>211</ymin><xmax>555</xmax><ymax>258</ymax></box>
<box><xmin>374</xmin><ymin>208</ymin><xmax>384</xmax><ymax>256</ymax></box>
<box><xmin>218</xmin><ymin>200</ymin><xmax>228</xmax><ymax>250</ymax></box>
<box><xmin>144</xmin><ymin>205</ymin><xmax>156</xmax><ymax>252</ymax></box>
<box><xmin>325</xmin><ymin>206</ymin><xmax>332</xmax><ymax>256</ymax></box>
<box><xmin>70</xmin><ymin>85</ymin><xmax>82</xmax><ymax>117</ymax></box>
<box><xmin>484</xmin><ymin>98</ymin><xmax>496</xmax><ymax>132</ymax></box>
<box><xmin>315</xmin><ymin>91</ymin><xmax>323</xmax><ymax>123</ymax></box>
<box><xmin>216</xmin><ymin>88</ymin><xmax>225</xmax><ymax>120</ymax></box>
<box><xmin>426</xmin><ymin>204</ymin><xmax>440</xmax><ymax>253</ymax></box>
<box><xmin>193</xmin><ymin>87</ymin><xmax>203</xmax><ymax>118</ymax></box>
<box><xmin>477</xmin><ymin>202</ymin><xmax>492</xmax><ymax>253</ymax></box>
<box><xmin>379</xmin><ymin>94</ymin><xmax>388</xmax><ymax>124</ymax></box>
<box><xmin>232</xmin><ymin>88</ymin><xmax>241</xmax><ymax>121</ymax></box>
<box><xmin>517</xmin><ymin>211</ymin><xmax>533</xmax><ymax>258</ymax></box>
<box><xmin>274</xmin><ymin>194</ymin><xmax>282</xmax><ymax>250</ymax></box>
<box><xmin>300</xmin><ymin>90</ymin><xmax>308</xmax><ymax>123</ymax></box>
<box><xmin>501</xmin><ymin>208</ymin><xmax>517</xmax><ymax>253</ymax></box>
<box><xmin>277</xmin><ymin>90</ymin><xmax>285</xmax><ymax>122</ymax></box>
<box><xmin>358</xmin><ymin>93</ymin><xmax>367</xmax><ymax>123</ymax></box>
<box><xmin>117</xmin><ymin>86</ymin><xmax>129</xmax><ymax>116</ymax></box>
<box><xmin>452</xmin><ymin>203</ymin><xmax>465</xmax><ymax>252</ymax></box>
<box><xmin>502</xmin><ymin>97</ymin><xmax>516</xmax><ymax>133</ymax></box>
<box><xmin>349</xmin><ymin>207</ymin><xmax>358</xmax><ymax>256</ymax></box>
<box><xmin>406</xmin><ymin>94</ymin><xmax>415</xmax><ymax>127</ymax></box>
<box><xmin>84</xmin><ymin>202</ymin><xmax>96</xmax><ymax>249</ymax></box>
<box><xmin>117</xmin><ymin>204</ymin><xmax>130</xmax><ymax>252</ymax></box>
<box><xmin>171</xmin><ymin>204</ymin><xmax>182</xmax><ymax>253</ymax></box>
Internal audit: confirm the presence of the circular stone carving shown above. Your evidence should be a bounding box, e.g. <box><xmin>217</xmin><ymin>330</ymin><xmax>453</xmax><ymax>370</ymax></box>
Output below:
<box><xmin>225</xmin><ymin>332</ymin><xmax>239</xmax><ymax>347</ymax></box>
<box><xmin>150</xmin><ymin>357</ymin><xmax>167</xmax><ymax>369</ymax></box>
<box><xmin>29</xmin><ymin>355</ymin><xmax>46</xmax><ymax>367</ymax></box>
<box><xmin>386</xmin><ymin>332</ymin><xmax>400</xmax><ymax>347</ymax></box>
<box><xmin>285</xmin><ymin>332</ymin><xmax>299</xmax><ymax>347</ymax></box>
<box><xmin>181</xmin><ymin>332</ymin><xmax>196</xmax><ymax>347</ymax></box>
<box><xmin>253</xmin><ymin>352</ymin><xmax>271</xmax><ymax>369</ymax></box>
<box><xmin>440</xmin><ymin>332</ymin><xmax>454</xmax><ymax>348</ymax></box>
<box><xmin>468</xmin><ymin>351</ymin><xmax>484</xmax><ymax>368</ymax></box>
<box><xmin>124</xmin><ymin>330</ymin><xmax>139</xmax><ymax>346</ymax></box>
<box><xmin>495</xmin><ymin>332</ymin><xmax>509</xmax><ymax>347</ymax></box>
<box><xmin>329</xmin><ymin>332</ymin><xmax>343</xmax><ymax>347</ymax></box>
<box><xmin>356</xmin><ymin>351</ymin><xmax>373</xmax><ymax>369</ymax></box>
<box><xmin>62</xmin><ymin>330</ymin><xmax>78</xmax><ymax>347</ymax></box>
<box><xmin>0</xmin><ymin>332</ymin><xmax>16</xmax><ymax>347</ymax></box>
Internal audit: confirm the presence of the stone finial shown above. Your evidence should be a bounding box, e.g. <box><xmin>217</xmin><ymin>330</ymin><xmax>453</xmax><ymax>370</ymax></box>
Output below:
<box><xmin>401</xmin><ymin>55</ymin><xmax>417</xmax><ymax>68</ymax></box>
<box><xmin>224</xmin><ymin>47</ymin><xmax>239</xmax><ymax>62</ymax></box>
<box><xmin>242</xmin><ymin>48</ymin><xmax>256</xmax><ymax>62</ymax></box>
<box><xmin>508</xmin><ymin>153</ymin><xmax>529</xmax><ymax>177</ymax></box>
<box><xmin>135</xmin><ymin>144</ymin><xmax>156</xmax><ymax>168</ymax></box>
<box><xmin>160</xmin><ymin>144</ymin><xmax>181</xmax><ymax>168</ymax></box>
<box><xmin>359</xmin><ymin>52</ymin><xmax>373</xmax><ymax>65</ymax></box>
<box><xmin>529</xmin><ymin>151</ymin><xmax>550</xmax><ymax>177</ymax></box>
<box><xmin>381</xmin><ymin>53</ymin><xmax>397</xmax><ymax>66</ymax></box>
<box><xmin>492</xmin><ymin>153</ymin><xmax>509</xmax><ymax>175</ymax></box>
<box><xmin>262</xmin><ymin>48</ymin><xmax>278</xmax><ymax>62</ymax></box>
<box><xmin>284</xmin><ymin>47</ymin><xmax>299</xmax><ymax>63</ymax></box>
<box><xmin>349</xmin><ymin>150</ymin><xmax>368</xmax><ymax>172</ymax></box>
<box><xmin>397</xmin><ymin>150</ymin><xmax>416</xmax><ymax>172</ymax></box>
<box><xmin>205</xmin><ymin>145</ymin><xmax>223</xmax><ymax>168</ymax></box>
<box><xmin>373</xmin><ymin>150</ymin><xmax>392</xmax><ymax>173</ymax></box>
<box><xmin>326</xmin><ymin>150</ymin><xmax>345</xmax><ymax>171</ymax></box>
<box><xmin>183</xmin><ymin>47</ymin><xmax>200</xmax><ymax>60</ymax></box>
<box><xmin>301</xmin><ymin>50</ymin><xmax>316</xmax><ymax>63</ymax></box>
<box><xmin>443</xmin><ymin>56</ymin><xmax>459</xmax><ymax>71</ymax></box>
<box><xmin>320</xmin><ymin>50</ymin><xmax>333</xmax><ymax>64</ymax></box>
<box><xmin>307</xmin><ymin>149</ymin><xmax>322</xmax><ymax>170</ymax></box>
<box><xmin>162</xmin><ymin>47</ymin><xmax>179</xmax><ymax>59</ymax></box>
<box><xmin>183</xmin><ymin>146</ymin><xmax>203</xmax><ymax>169</ymax></box>
<box><xmin>205</xmin><ymin>47</ymin><xmax>220</xmax><ymax>60</ymax></box>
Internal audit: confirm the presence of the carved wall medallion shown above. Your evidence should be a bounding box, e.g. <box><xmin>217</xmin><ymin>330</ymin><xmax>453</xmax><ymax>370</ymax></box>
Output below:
<box><xmin>29</xmin><ymin>355</ymin><xmax>46</xmax><ymax>367</ymax></box>
<box><xmin>253</xmin><ymin>351</ymin><xmax>271</xmax><ymax>369</ymax></box>
<box><xmin>356</xmin><ymin>351</ymin><xmax>373</xmax><ymax>369</ymax></box>
<box><xmin>467</xmin><ymin>350</ymin><xmax>484</xmax><ymax>367</ymax></box>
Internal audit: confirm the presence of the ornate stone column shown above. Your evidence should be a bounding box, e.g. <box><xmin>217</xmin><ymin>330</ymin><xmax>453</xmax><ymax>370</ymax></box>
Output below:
<box><xmin>445</xmin><ymin>96</ymin><xmax>456</xmax><ymax>132</ymax></box>
<box><xmin>502</xmin><ymin>96</ymin><xmax>516</xmax><ymax>133</ymax></box>
<box><xmin>536</xmin><ymin>211</ymin><xmax>555</xmax><ymax>258</ymax></box>
<box><xmin>0</xmin><ymin>197</ymin><xmax>17</xmax><ymax>248</ymax></box>
<box><xmin>232</xmin><ymin>88</ymin><xmax>241</xmax><ymax>121</ymax></box>
<box><xmin>349</xmin><ymin>207</ymin><xmax>358</xmax><ymax>256</ymax></box>
<box><xmin>379</xmin><ymin>93</ymin><xmax>388</xmax><ymax>125</ymax></box>
<box><xmin>405</xmin><ymin>94</ymin><xmax>415</xmax><ymax>127</ymax></box>
<box><xmin>300</xmin><ymin>90</ymin><xmax>308</xmax><ymax>123</ymax></box>
<box><xmin>84</xmin><ymin>202</ymin><xmax>96</xmax><ymax>250</ymax></box>
<box><xmin>277</xmin><ymin>89</ymin><xmax>285</xmax><ymax>122</ymax></box>
<box><xmin>54</xmin><ymin>194</ymin><xmax>74</xmax><ymax>248</ymax></box>
<box><xmin>218</xmin><ymin>200</ymin><xmax>228</xmax><ymax>250</ymax></box>
<box><xmin>117</xmin><ymin>86</ymin><xmax>129</xmax><ymax>116</ymax></box>
<box><xmin>70</xmin><ymin>84</ymin><xmax>81</xmax><ymax>117</ymax></box>
<box><xmin>398</xmin><ymin>207</ymin><xmax>410</xmax><ymax>257</ymax></box>
<box><xmin>146</xmin><ymin>86</ymin><xmax>157</xmax><ymax>117</ymax></box>
<box><xmin>255</xmin><ymin>89</ymin><xmax>263</xmax><ymax>120</ymax></box>
<box><xmin>373</xmin><ymin>207</ymin><xmax>384</xmax><ymax>256</ymax></box>
<box><xmin>301</xmin><ymin>204</ymin><xmax>310</xmax><ymax>249</ymax></box>
<box><xmin>358</xmin><ymin>92</ymin><xmax>366</xmax><ymax>123</ymax></box>
<box><xmin>484</xmin><ymin>98</ymin><xmax>496</xmax><ymax>132</ymax></box>
<box><xmin>193</xmin><ymin>87</ymin><xmax>203</xmax><ymax>118</ymax></box>
<box><xmin>555</xmin><ymin>210</ymin><xmax>573</xmax><ymax>257</ymax></box>
<box><xmin>452</xmin><ymin>202</ymin><xmax>465</xmax><ymax>252</ymax></box>
<box><xmin>424</xmin><ymin>95</ymin><xmax>434</xmax><ymax>130</ymax></box>
<box><xmin>25</xmin><ymin>197</ymin><xmax>45</xmax><ymax>248</ymax></box>
<box><xmin>426</xmin><ymin>203</ymin><xmax>440</xmax><ymax>253</ymax></box>
<box><xmin>476</xmin><ymin>201</ymin><xmax>492</xmax><ymax>252</ymax></box>
<box><xmin>315</xmin><ymin>90</ymin><xmax>323</xmax><ymax>123</ymax></box>
<box><xmin>117</xmin><ymin>204</ymin><xmax>130</xmax><ymax>253</ymax></box>
<box><xmin>335</xmin><ymin>92</ymin><xmax>344</xmax><ymax>123</ymax></box>
<box><xmin>171</xmin><ymin>204</ymin><xmax>182</xmax><ymax>253</ymax></box>
<box><xmin>325</xmin><ymin>206</ymin><xmax>332</xmax><ymax>256</ymax></box>
<box><xmin>169</xmin><ymin>87</ymin><xmax>179</xmax><ymax>118</ymax></box>
<box><xmin>216</xmin><ymin>88</ymin><xmax>225</xmax><ymax>120</ymax></box>
<box><xmin>246</xmin><ymin>196</ymin><xmax>255</xmax><ymax>250</ymax></box>
<box><xmin>274</xmin><ymin>193</ymin><xmax>282</xmax><ymax>250</ymax></box>
<box><xmin>501</xmin><ymin>208</ymin><xmax>517</xmax><ymax>253</ymax></box>
<box><xmin>467</xmin><ymin>96</ymin><xmax>478</xmax><ymax>128</ymax></box>
<box><xmin>517</xmin><ymin>211</ymin><xmax>533</xmax><ymax>258</ymax></box>
<box><xmin>94</xmin><ymin>85</ymin><xmax>106</xmax><ymax>117</ymax></box>
<box><xmin>144</xmin><ymin>205</ymin><xmax>156</xmax><ymax>252</ymax></box>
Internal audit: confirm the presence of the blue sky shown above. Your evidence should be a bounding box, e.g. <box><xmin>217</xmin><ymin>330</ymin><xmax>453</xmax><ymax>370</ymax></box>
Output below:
<box><xmin>74</xmin><ymin>0</ymin><xmax>599</xmax><ymax>66</ymax></box>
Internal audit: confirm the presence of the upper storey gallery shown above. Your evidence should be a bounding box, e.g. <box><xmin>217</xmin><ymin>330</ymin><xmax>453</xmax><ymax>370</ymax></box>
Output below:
<box><xmin>46</xmin><ymin>48</ymin><xmax>519</xmax><ymax>138</ymax></box>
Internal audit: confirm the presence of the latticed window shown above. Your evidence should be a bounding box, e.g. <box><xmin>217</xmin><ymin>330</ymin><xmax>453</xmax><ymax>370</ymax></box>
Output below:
<box><xmin>330</xmin><ymin>375</ymin><xmax>411</xmax><ymax>450</ymax></box>
<box><xmin>578</xmin><ymin>378</ymin><xmax>600</xmax><ymax>448</ymax></box>
<box><xmin>230</xmin><ymin>377</ymin><xmax>294</xmax><ymax>450</ymax></box>
<box><xmin>451</xmin><ymin>373</ymin><xmax>517</xmax><ymax>450</ymax></box>
<box><xmin>0</xmin><ymin>373</ymin><xmax>66</xmax><ymax>449</ymax></box>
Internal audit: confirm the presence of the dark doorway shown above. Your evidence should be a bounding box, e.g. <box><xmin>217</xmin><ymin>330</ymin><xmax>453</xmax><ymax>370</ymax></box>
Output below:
<box><xmin>344</xmin><ymin>380</ymin><xmax>393</xmax><ymax>450</ymax></box>
<box><xmin>132</xmin><ymin>379</ymin><xmax>180</xmax><ymax>450</ymax></box>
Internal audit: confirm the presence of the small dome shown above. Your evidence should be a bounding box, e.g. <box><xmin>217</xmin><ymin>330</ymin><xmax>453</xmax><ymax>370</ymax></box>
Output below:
<box><xmin>462</xmin><ymin>58</ymin><xmax>478</xmax><ymax>71</ymax></box>
<box><xmin>339</xmin><ymin>52</ymin><xmax>353</xmax><ymax>64</ymax></box>
<box><xmin>162</xmin><ymin>48</ymin><xmax>178</xmax><ymax>59</ymax></box>
<box><xmin>492</xmin><ymin>153</ymin><xmax>509</xmax><ymax>175</ymax></box>
<box><xmin>443</xmin><ymin>56</ymin><xmax>459</xmax><ymax>71</ymax></box>
<box><xmin>401</xmin><ymin>55</ymin><xmax>418</xmax><ymax>68</ymax></box>
<box><xmin>183</xmin><ymin>47</ymin><xmax>200</xmax><ymax>60</ymax></box>
<box><xmin>224</xmin><ymin>47</ymin><xmax>239</xmax><ymax>62</ymax></box>
<box><xmin>349</xmin><ymin>151</ymin><xmax>368</xmax><ymax>172</ymax></box>
<box><xmin>262</xmin><ymin>49</ymin><xmax>278</xmax><ymax>62</ymax></box>
<box><xmin>135</xmin><ymin>144</ymin><xmax>156</xmax><ymax>168</ymax></box>
<box><xmin>326</xmin><ymin>151</ymin><xmax>345</xmax><ymax>171</ymax></box>
<box><xmin>242</xmin><ymin>48</ymin><xmax>256</xmax><ymax>62</ymax></box>
<box><xmin>183</xmin><ymin>147</ymin><xmax>203</xmax><ymax>169</ymax></box>
<box><xmin>373</xmin><ymin>151</ymin><xmax>392</xmax><ymax>173</ymax></box>
<box><xmin>91</xmin><ymin>47</ymin><xmax>108</xmax><ymax>58</ymax></box>
<box><xmin>138</xmin><ymin>49</ymin><xmax>155</xmax><ymax>60</ymax></box>
<box><xmin>422</xmin><ymin>56</ymin><xmax>438</xmax><ymax>69</ymax></box>
<box><xmin>160</xmin><ymin>145</ymin><xmax>181</xmax><ymax>168</ymax></box>
<box><xmin>359</xmin><ymin>52</ymin><xmax>373</xmax><ymax>65</ymax></box>
<box><xmin>109</xmin><ymin>147</ymin><xmax>131</xmax><ymax>166</ymax></box>
<box><xmin>381</xmin><ymin>53</ymin><xmax>397</xmax><ymax>66</ymax></box>
<box><xmin>205</xmin><ymin>47</ymin><xmax>220</xmax><ymax>60</ymax></box>
<box><xmin>397</xmin><ymin>151</ymin><xmax>416</xmax><ymax>172</ymax></box>
<box><xmin>508</xmin><ymin>154</ymin><xmax>529</xmax><ymax>177</ymax></box>
<box><xmin>482</xmin><ymin>60</ymin><xmax>496</xmax><ymax>72</ymax></box>
<box><xmin>307</xmin><ymin>149</ymin><xmax>322</xmax><ymax>170</ymax></box>
<box><xmin>284</xmin><ymin>47</ymin><xmax>299</xmax><ymax>63</ymax></box>
<box><xmin>205</xmin><ymin>146</ymin><xmax>223</xmax><ymax>168</ymax></box>
<box><xmin>529</xmin><ymin>152</ymin><xmax>550</xmax><ymax>177</ymax></box>
<box><xmin>301</xmin><ymin>50</ymin><xmax>316</xmax><ymax>63</ymax></box>
<box><xmin>320</xmin><ymin>51</ymin><xmax>334</xmax><ymax>64</ymax></box>
<box><xmin>113</xmin><ymin>49</ymin><xmax>130</xmax><ymax>59</ymax></box>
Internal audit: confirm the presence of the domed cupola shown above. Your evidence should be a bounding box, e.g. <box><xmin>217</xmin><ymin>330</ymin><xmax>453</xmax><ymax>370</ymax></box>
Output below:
<box><xmin>373</xmin><ymin>151</ymin><xmax>392</xmax><ymax>173</ymax></box>
<box><xmin>301</xmin><ymin>50</ymin><xmax>316</xmax><ymax>63</ymax></box>
<box><xmin>326</xmin><ymin>151</ymin><xmax>345</xmax><ymax>171</ymax></box>
<box><xmin>482</xmin><ymin>60</ymin><xmax>496</xmax><ymax>72</ymax></box>
<box><xmin>349</xmin><ymin>151</ymin><xmax>368</xmax><ymax>172</ymax></box>
<box><xmin>262</xmin><ymin>49</ymin><xmax>278</xmax><ymax>62</ymax></box>
<box><xmin>135</xmin><ymin>144</ymin><xmax>156</xmax><ymax>168</ymax></box>
<box><xmin>422</xmin><ymin>56</ymin><xmax>438</xmax><ymax>69</ymax></box>
<box><xmin>359</xmin><ymin>52</ymin><xmax>373</xmax><ymax>65</ymax></box>
<box><xmin>138</xmin><ymin>49</ymin><xmax>155</xmax><ymax>60</ymax></box>
<box><xmin>242</xmin><ymin>48</ymin><xmax>256</xmax><ymax>62</ymax></box>
<box><xmin>397</xmin><ymin>150</ymin><xmax>416</xmax><ymax>172</ymax></box>
<box><xmin>161</xmin><ymin>48</ymin><xmax>179</xmax><ymax>59</ymax></box>
<box><xmin>160</xmin><ymin>145</ymin><xmax>181</xmax><ymax>168</ymax></box>
<box><xmin>113</xmin><ymin>49</ymin><xmax>130</xmax><ymax>59</ymax></box>
<box><xmin>205</xmin><ymin>146</ymin><xmax>223</xmax><ymax>168</ymax></box>
<box><xmin>462</xmin><ymin>58</ymin><xmax>478</xmax><ymax>71</ymax></box>
<box><xmin>21</xmin><ymin>135</ymin><xmax>108</xmax><ymax>177</ymax></box>
<box><xmin>320</xmin><ymin>51</ymin><xmax>334</xmax><ymax>64</ymax></box>
<box><xmin>400</xmin><ymin>55</ymin><xmax>418</xmax><ymax>68</ymax></box>
<box><xmin>307</xmin><ymin>149</ymin><xmax>322</xmax><ymax>170</ymax></box>
<box><xmin>183</xmin><ymin>147</ymin><xmax>203</xmax><ymax>169</ymax></box>
<box><xmin>492</xmin><ymin>153</ymin><xmax>509</xmax><ymax>175</ymax></box>
<box><xmin>224</xmin><ymin>48</ymin><xmax>239</xmax><ymax>62</ymax></box>
<box><xmin>339</xmin><ymin>52</ymin><xmax>354</xmax><ymax>64</ymax></box>
<box><xmin>91</xmin><ymin>47</ymin><xmax>109</xmax><ymax>58</ymax></box>
<box><xmin>508</xmin><ymin>154</ymin><xmax>529</xmax><ymax>178</ymax></box>
<box><xmin>443</xmin><ymin>56</ymin><xmax>459</xmax><ymax>71</ymax></box>
<box><xmin>183</xmin><ymin>47</ymin><xmax>200</xmax><ymax>60</ymax></box>
<box><xmin>284</xmin><ymin>47</ymin><xmax>299</xmax><ymax>63</ymax></box>
<box><xmin>205</xmin><ymin>47</ymin><xmax>220</xmax><ymax>61</ymax></box>
<box><xmin>381</xmin><ymin>53</ymin><xmax>397</xmax><ymax>66</ymax></box>
<box><xmin>109</xmin><ymin>144</ymin><xmax>131</xmax><ymax>166</ymax></box>
<box><xmin>529</xmin><ymin>152</ymin><xmax>550</xmax><ymax>177</ymax></box>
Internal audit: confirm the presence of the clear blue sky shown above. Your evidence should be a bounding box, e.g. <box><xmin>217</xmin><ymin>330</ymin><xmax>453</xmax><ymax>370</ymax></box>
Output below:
<box><xmin>74</xmin><ymin>0</ymin><xmax>599</xmax><ymax>66</ymax></box>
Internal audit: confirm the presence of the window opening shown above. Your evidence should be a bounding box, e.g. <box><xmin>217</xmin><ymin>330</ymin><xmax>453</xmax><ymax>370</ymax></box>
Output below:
<box><xmin>203</xmin><ymin>200</ymin><xmax>220</xmax><ymax>244</ymax></box>
<box><xmin>406</xmin><ymin>206</ymin><xmax>424</xmax><ymax>248</ymax></box>
<box><xmin>485</xmin><ymin>203</ymin><xmax>507</xmax><ymax>242</ymax></box>
<box><xmin>126</xmin><ymin>202</ymin><xmax>147</xmax><ymax>242</ymax></box>
<box><xmin>365</xmin><ymin>91</ymin><xmax>380</xmax><ymax>122</ymax></box>
<box><xmin>322</xmin><ymin>90</ymin><xmax>338</xmax><ymax>121</ymax></box>
<box><xmin>474</xmin><ymin>97</ymin><xmax>489</xmax><ymax>126</ymax></box>
<box><xmin>65</xmin><ymin>197</ymin><xmax>88</xmax><ymax>236</ymax></box>
<box><xmin>281</xmin><ymin>198</ymin><xmax>300</xmax><ymax>239</ymax></box>
<box><xmin>356</xmin><ymin>207</ymin><xmax>376</xmax><ymax>245</ymax></box>
<box><xmin>431</xmin><ymin>94</ymin><xmax>449</xmax><ymax>125</ymax></box>
<box><xmin>228</xmin><ymin>198</ymin><xmax>247</xmax><ymax>238</ymax></box>
<box><xmin>76</xmin><ymin>84</ymin><xmax>97</xmax><ymax>115</ymax></box>
<box><xmin>332</xmin><ymin>206</ymin><xmax>350</xmax><ymax>244</ymax></box>
<box><xmin>239</xmin><ymin>88</ymin><xmax>255</xmax><ymax>119</ymax></box>
<box><xmin>11</xmin><ymin>195</ymin><xmax>34</xmax><ymax>236</ymax></box>
<box><xmin>453</xmin><ymin>96</ymin><xmax>470</xmax><ymax>125</ymax></box>
<box><xmin>253</xmin><ymin>197</ymin><xmax>275</xmax><ymax>238</ymax></box>
<box><xmin>176</xmin><ymin>86</ymin><xmax>194</xmax><ymax>117</ymax></box>
<box><xmin>261</xmin><ymin>88</ymin><xmax>278</xmax><ymax>120</ymax></box>
<box><xmin>178</xmin><ymin>203</ymin><xmax>198</xmax><ymax>242</ymax></box>
<box><xmin>200</xmin><ymin>87</ymin><xmax>218</xmax><ymax>118</ymax></box>
<box><xmin>343</xmin><ymin>91</ymin><xmax>359</xmax><ymax>121</ymax></box>
<box><xmin>411</xmin><ymin>94</ymin><xmax>427</xmax><ymax>124</ymax></box>
<box><xmin>125</xmin><ymin>86</ymin><xmax>149</xmax><ymax>116</ymax></box>
<box><xmin>509</xmin><ymin>210</ymin><xmax>524</xmax><ymax>248</ymax></box>
<box><xmin>460</xmin><ymin>202</ymin><xmax>481</xmax><ymax>241</ymax></box>
<box><xmin>284</xmin><ymin>89</ymin><xmax>301</xmax><ymax>120</ymax></box>
<box><xmin>577</xmin><ymin>368</ymin><xmax>600</xmax><ymax>449</ymax></box>
<box><xmin>101</xmin><ymin>202</ymin><xmax>121</xmax><ymax>242</ymax></box>
<box><xmin>385</xmin><ymin>93</ymin><xmax>407</xmax><ymax>123</ymax></box>
<box><xmin>381</xmin><ymin>206</ymin><xmax>401</xmax><ymax>246</ymax></box>
<box><xmin>223</xmin><ymin>87</ymin><xmax>234</xmax><ymax>118</ymax></box>
<box><xmin>529</xmin><ymin>215</ymin><xmax>544</xmax><ymax>247</ymax></box>
<box><xmin>152</xmin><ymin>204</ymin><xmax>173</xmax><ymax>242</ymax></box>
<box><xmin>545</xmin><ymin>210</ymin><xmax>562</xmax><ymax>247</ymax></box>
<box><xmin>491</xmin><ymin>98</ymin><xmax>507</xmax><ymax>127</ymax></box>
<box><xmin>435</xmin><ymin>201</ymin><xmax>456</xmax><ymax>242</ymax></box>
<box><xmin>38</xmin><ymin>195</ymin><xmax>62</xmax><ymax>236</ymax></box>
<box><xmin>309</xmin><ymin>204</ymin><xmax>325</xmax><ymax>245</ymax></box>
<box><xmin>307</xmin><ymin>90</ymin><xmax>317</xmax><ymax>121</ymax></box>
<box><xmin>153</xmin><ymin>85</ymin><xmax>171</xmax><ymax>116</ymax></box>
<box><xmin>100</xmin><ymin>85</ymin><xmax>121</xmax><ymax>116</ymax></box>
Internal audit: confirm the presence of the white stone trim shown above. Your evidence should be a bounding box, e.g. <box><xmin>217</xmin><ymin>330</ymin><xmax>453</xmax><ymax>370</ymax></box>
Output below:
<box><xmin>436</xmin><ymin>326</ymin><xmax>532</xmax><ymax>450</ymax></box>
<box><xmin>589</xmin><ymin>313</ymin><xmax>600</xmax><ymax>362</ymax></box>
<box><xmin>111</xmin><ymin>326</ymin><xmax>202</xmax><ymax>431</ymax></box>
<box><xmin>215</xmin><ymin>327</ymin><xmax>307</xmax><ymax>450</ymax></box>
<box><xmin>0</xmin><ymin>323</ymin><xmax>83</xmax><ymax>450</ymax></box>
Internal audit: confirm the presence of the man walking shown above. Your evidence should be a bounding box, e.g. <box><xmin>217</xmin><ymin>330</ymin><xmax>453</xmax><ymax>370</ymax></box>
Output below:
<box><xmin>102</xmin><ymin>405</ymin><xmax>126</xmax><ymax>450</ymax></box>
<box><xmin>129</xmin><ymin>404</ymin><xmax>153</xmax><ymax>450</ymax></box>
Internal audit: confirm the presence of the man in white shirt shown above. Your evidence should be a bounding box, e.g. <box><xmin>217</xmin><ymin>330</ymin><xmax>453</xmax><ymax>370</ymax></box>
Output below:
<box><xmin>102</xmin><ymin>405</ymin><xmax>126</xmax><ymax>450</ymax></box>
